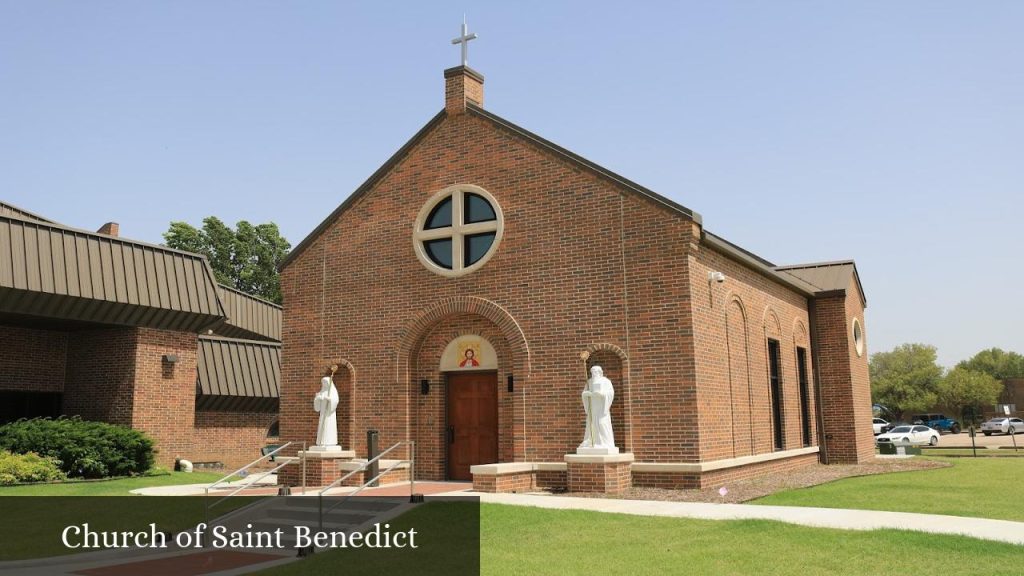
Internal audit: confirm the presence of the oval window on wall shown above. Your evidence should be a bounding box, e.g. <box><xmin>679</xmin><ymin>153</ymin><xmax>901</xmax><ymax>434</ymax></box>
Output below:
<box><xmin>852</xmin><ymin>318</ymin><xmax>865</xmax><ymax>357</ymax></box>
<box><xmin>413</xmin><ymin>185</ymin><xmax>504</xmax><ymax>277</ymax></box>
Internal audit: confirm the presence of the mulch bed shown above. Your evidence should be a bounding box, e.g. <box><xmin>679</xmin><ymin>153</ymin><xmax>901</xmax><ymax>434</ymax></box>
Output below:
<box><xmin>554</xmin><ymin>457</ymin><xmax>949</xmax><ymax>503</ymax></box>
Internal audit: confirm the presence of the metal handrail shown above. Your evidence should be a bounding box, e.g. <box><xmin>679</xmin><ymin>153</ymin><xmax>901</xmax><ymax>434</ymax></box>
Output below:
<box><xmin>203</xmin><ymin>441</ymin><xmax>295</xmax><ymax>544</ymax></box>
<box><xmin>317</xmin><ymin>440</ymin><xmax>416</xmax><ymax>530</ymax></box>
<box><xmin>207</xmin><ymin>441</ymin><xmax>294</xmax><ymax>492</ymax></box>
<box><xmin>317</xmin><ymin>441</ymin><xmax>406</xmax><ymax>496</ymax></box>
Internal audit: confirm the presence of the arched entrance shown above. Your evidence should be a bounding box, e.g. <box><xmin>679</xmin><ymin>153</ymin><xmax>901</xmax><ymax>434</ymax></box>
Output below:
<box><xmin>398</xmin><ymin>297</ymin><xmax>530</xmax><ymax>480</ymax></box>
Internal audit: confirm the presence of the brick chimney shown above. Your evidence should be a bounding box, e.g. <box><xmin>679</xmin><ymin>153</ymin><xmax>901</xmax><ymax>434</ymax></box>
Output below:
<box><xmin>444</xmin><ymin>66</ymin><xmax>484</xmax><ymax>114</ymax></box>
<box><xmin>96</xmin><ymin>222</ymin><xmax>119</xmax><ymax>237</ymax></box>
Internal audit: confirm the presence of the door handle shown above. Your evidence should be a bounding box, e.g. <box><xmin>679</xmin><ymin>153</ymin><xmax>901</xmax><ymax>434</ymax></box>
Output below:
<box><xmin>447</xmin><ymin>426</ymin><xmax>455</xmax><ymax>444</ymax></box>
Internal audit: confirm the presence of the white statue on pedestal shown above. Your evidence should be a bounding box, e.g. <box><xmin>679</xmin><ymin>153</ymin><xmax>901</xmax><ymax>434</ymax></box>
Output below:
<box><xmin>578</xmin><ymin>365</ymin><xmax>618</xmax><ymax>455</ymax></box>
<box><xmin>313</xmin><ymin>376</ymin><xmax>340</xmax><ymax>451</ymax></box>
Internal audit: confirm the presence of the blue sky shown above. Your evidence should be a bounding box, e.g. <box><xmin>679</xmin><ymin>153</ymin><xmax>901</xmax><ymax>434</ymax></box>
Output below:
<box><xmin>1</xmin><ymin>2</ymin><xmax>1021</xmax><ymax>367</ymax></box>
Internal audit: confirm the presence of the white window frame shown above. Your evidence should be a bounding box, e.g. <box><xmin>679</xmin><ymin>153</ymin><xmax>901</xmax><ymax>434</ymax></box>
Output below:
<box><xmin>413</xmin><ymin>184</ymin><xmax>504</xmax><ymax>278</ymax></box>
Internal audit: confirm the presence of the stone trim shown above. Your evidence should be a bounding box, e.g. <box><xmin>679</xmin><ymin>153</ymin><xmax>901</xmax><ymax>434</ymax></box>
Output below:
<box><xmin>470</xmin><ymin>461</ymin><xmax>567</xmax><ymax>476</ymax></box>
<box><xmin>564</xmin><ymin>453</ymin><xmax>635</xmax><ymax>464</ymax></box>
<box><xmin>631</xmin><ymin>446</ymin><xmax>819</xmax><ymax>473</ymax></box>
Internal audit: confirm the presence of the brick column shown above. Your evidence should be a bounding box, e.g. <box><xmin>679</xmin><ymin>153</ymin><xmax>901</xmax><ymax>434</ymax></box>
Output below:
<box><xmin>565</xmin><ymin>453</ymin><xmax>634</xmax><ymax>494</ymax></box>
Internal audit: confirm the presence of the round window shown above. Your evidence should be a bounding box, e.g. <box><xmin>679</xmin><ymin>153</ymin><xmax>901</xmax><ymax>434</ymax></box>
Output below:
<box><xmin>852</xmin><ymin>318</ymin><xmax>864</xmax><ymax>357</ymax></box>
<box><xmin>413</xmin><ymin>185</ymin><xmax>503</xmax><ymax>277</ymax></box>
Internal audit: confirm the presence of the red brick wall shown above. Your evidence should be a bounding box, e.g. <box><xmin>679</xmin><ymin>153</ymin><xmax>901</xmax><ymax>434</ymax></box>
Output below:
<box><xmin>64</xmin><ymin>328</ymin><xmax>138</xmax><ymax>425</ymax></box>
<box><xmin>812</xmin><ymin>280</ymin><xmax>873</xmax><ymax>464</ymax></box>
<box><xmin>128</xmin><ymin>328</ymin><xmax>197</xmax><ymax>465</ymax></box>
<box><xmin>0</xmin><ymin>325</ymin><xmax>66</xmax><ymax>392</ymax></box>
<box><xmin>632</xmin><ymin>452</ymin><xmax>819</xmax><ymax>490</ymax></box>
<box><xmin>689</xmin><ymin>247</ymin><xmax>818</xmax><ymax>462</ymax></box>
<box><xmin>192</xmin><ymin>410</ymin><xmax>277</xmax><ymax>468</ymax></box>
<box><xmin>280</xmin><ymin>109</ymin><xmax>696</xmax><ymax>478</ymax></box>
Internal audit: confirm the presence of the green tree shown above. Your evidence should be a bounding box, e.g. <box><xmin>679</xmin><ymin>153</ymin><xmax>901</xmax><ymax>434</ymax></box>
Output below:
<box><xmin>869</xmin><ymin>343</ymin><xmax>944</xmax><ymax>421</ymax></box>
<box><xmin>163</xmin><ymin>217</ymin><xmax>290</xmax><ymax>304</ymax></box>
<box><xmin>955</xmin><ymin>348</ymin><xmax>1024</xmax><ymax>381</ymax></box>
<box><xmin>936</xmin><ymin>367</ymin><xmax>1003</xmax><ymax>425</ymax></box>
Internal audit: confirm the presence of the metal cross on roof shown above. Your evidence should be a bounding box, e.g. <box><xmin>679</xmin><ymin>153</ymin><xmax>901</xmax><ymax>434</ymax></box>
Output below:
<box><xmin>451</xmin><ymin>17</ymin><xmax>478</xmax><ymax>67</ymax></box>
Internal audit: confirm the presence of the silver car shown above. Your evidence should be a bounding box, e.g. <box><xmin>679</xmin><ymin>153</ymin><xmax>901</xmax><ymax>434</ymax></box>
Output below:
<box><xmin>980</xmin><ymin>417</ymin><xmax>1024</xmax><ymax>436</ymax></box>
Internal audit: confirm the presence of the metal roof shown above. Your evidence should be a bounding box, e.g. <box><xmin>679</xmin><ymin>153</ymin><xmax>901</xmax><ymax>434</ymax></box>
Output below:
<box><xmin>0</xmin><ymin>201</ymin><xmax>55</xmax><ymax>224</ymax></box>
<box><xmin>776</xmin><ymin>260</ymin><xmax>867</xmax><ymax>305</ymax></box>
<box><xmin>195</xmin><ymin>335</ymin><xmax>280</xmax><ymax>412</ymax></box>
<box><xmin>0</xmin><ymin>211</ymin><xmax>225</xmax><ymax>332</ymax></box>
<box><xmin>213</xmin><ymin>284</ymin><xmax>282</xmax><ymax>342</ymax></box>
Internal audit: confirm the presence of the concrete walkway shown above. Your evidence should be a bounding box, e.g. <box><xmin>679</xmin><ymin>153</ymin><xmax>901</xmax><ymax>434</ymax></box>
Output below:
<box><xmin>472</xmin><ymin>492</ymin><xmax>1024</xmax><ymax>546</ymax></box>
<box><xmin>129</xmin><ymin>475</ymin><xmax>279</xmax><ymax>496</ymax></box>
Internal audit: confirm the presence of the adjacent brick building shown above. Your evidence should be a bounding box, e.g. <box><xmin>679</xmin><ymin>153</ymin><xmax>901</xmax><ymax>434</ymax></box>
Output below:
<box><xmin>277</xmin><ymin>64</ymin><xmax>874</xmax><ymax>490</ymax></box>
<box><xmin>0</xmin><ymin>203</ymin><xmax>281</xmax><ymax>469</ymax></box>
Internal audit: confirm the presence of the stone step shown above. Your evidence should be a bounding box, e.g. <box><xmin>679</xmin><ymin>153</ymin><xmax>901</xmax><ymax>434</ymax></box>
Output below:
<box><xmin>280</xmin><ymin>497</ymin><xmax>402</xmax><ymax>513</ymax></box>
<box><xmin>264</xmin><ymin>507</ymin><xmax>376</xmax><ymax>525</ymax></box>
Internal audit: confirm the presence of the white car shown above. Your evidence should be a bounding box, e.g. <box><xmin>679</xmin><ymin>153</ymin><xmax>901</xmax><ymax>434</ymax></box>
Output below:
<box><xmin>875</xmin><ymin>425</ymin><xmax>939</xmax><ymax>446</ymax></box>
<box><xmin>872</xmin><ymin>418</ymin><xmax>891</xmax><ymax>435</ymax></box>
<box><xmin>980</xmin><ymin>417</ymin><xmax>1024</xmax><ymax>436</ymax></box>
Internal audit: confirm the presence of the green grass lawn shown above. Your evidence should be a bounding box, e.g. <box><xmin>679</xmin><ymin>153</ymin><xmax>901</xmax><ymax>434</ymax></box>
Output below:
<box><xmin>0</xmin><ymin>471</ymin><xmax>248</xmax><ymax>560</ymax></box>
<box><xmin>0</xmin><ymin>470</ymin><xmax>225</xmax><ymax>496</ymax></box>
<box><xmin>257</xmin><ymin>503</ymin><xmax>1024</xmax><ymax>576</ymax></box>
<box><xmin>921</xmin><ymin>448</ymin><xmax>1024</xmax><ymax>457</ymax></box>
<box><xmin>753</xmin><ymin>457</ymin><xmax>1024</xmax><ymax>521</ymax></box>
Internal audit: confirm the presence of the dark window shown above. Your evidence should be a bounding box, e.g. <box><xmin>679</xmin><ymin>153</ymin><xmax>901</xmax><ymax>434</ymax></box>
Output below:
<box><xmin>424</xmin><ymin>239</ymin><xmax>453</xmax><ymax>269</ymax></box>
<box><xmin>0</xmin><ymin>391</ymin><xmax>62</xmax><ymax>425</ymax></box>
<box><xmin>464</xmin><ymin>192</ymin><xmax>496</xmax><ymax>223</ymax></box>
<box><xmin>796</xmin><ymin>347</ymin><xmax>812</xmax><ymax>447</ymax></box>
<box><xmin>464</xmin><ymin>232</ymin><xmax>497</xmax><ymax>266</ymax></box>
<box><xmin>425</xmin><ymin>197</ymin><xmax>453</xmax><ymax>229</ymax></box>
<box><xmin>267</xmin><ymin>420</ymin><xmax>280</xmax><ymax>438</ymax></box>
<box><xmin>767</xmin><ymin>339</ymin><xmax>784</xmax><ymax>451</ymax></box>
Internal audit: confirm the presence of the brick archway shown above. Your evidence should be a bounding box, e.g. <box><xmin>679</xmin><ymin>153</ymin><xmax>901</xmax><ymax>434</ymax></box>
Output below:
<box><xmin>396</xmin><ymin>296</ymin><xmax>531</xmax><ymax>379</ymax></box>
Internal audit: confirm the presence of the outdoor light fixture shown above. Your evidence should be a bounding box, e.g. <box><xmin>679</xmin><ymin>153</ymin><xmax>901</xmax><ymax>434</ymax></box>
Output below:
<box><xmin>162</xmin><ymin>354</ymin><xmax>179</xmax><ymax>364</ymax></box>
<box><xmin>420</xmin><ymin>379</ymin><xmax>430</xmax><ymax>395</ymax></box>
<box><xmin>507</xmin><ymin>374</ymin><xmax>514</xmax><ymax>393</ymax></box>
<box><xmin>708</xmin><ymin>271</ymin><xmax>726</xmax><ymax>283</ymax></box>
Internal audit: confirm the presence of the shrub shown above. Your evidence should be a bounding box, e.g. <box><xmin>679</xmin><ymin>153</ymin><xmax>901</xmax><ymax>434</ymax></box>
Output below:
<box><xmin>0</xmin><ymin>417</ymin><xmax>154</xmax><ymax>479</ymax></box>
<box><xmin>0</xmin><ymin>451</ymin><xmax>66</xmax><ymax>485</ymax></box>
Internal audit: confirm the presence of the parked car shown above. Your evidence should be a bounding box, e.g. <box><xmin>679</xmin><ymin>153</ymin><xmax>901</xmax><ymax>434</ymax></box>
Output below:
<box><xmin>876</xmin><ymin>425</ymin><xmax>940</xmax><ymax>446</ymax></box>
<box><xmin>872</xmin><ymin>418</ymin><xmax>893</xmax><ymax>435</ymax></box>
<box><xmin>980</xmin><ymin>417</ymin><xmax>1024</xmax><ymax>436</ymax></box>
<box><xmin>911</xmin><ymin>413</ymin><xmax>961</xmax><ymax>434</ymax></box>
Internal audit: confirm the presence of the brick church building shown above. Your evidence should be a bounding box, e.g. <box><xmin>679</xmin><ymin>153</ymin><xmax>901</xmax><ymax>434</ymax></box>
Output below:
<box><xmin>0</xmin><ymin>202</ymin><xmax>281</xmax><ymax>469</ymax></box>
<box><xmin>278</xmin><ymin>63</ymin><xmax>873</xmax><ymax>491</ymax></box>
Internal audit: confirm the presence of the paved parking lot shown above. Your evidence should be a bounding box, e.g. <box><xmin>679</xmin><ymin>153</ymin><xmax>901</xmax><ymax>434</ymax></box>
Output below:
<box><xmin>930</xmin><ymin>431</ymin><xmax>1023</xmax><ymax>448</ymax></box>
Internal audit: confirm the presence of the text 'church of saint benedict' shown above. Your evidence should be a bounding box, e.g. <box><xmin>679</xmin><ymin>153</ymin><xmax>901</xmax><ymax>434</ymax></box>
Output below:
<box><xmin>277</xmin><ymin>53</ymin><xmax>874</xmax><ymax>492</ymax></box>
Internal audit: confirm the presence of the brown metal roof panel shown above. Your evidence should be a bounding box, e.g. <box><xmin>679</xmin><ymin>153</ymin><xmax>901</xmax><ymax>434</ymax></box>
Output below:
<box><xmin>0</xmin><ymin>220</ymin><xmax>13</xmax><ymax>288</ymax></box>
<box><xmin>9</xmin><ymin>222</ymin><xmax>27</xmax><ymax>290</ymax></box>
<box><xmin>50</xmin><ymin>231</ymin><xmax>68</xmax><ymax>295</ymax></box>
<box><xmin>36</xmin><ymin>228</ymin><xmax>55</xmax><ymax>294</ymax></box>
<box><xmin>62</xmin><ymin>233</ymin><xmax>79</xmax><ymax>295</ymax></box>
<box><xmin>0</xmin><ymin>202</ymin><xmax>54</xmax><ymax>224</ymax></box>
<box><xmin>195</xmin><ymin>336</ymin><xmax>281</xmax><ymax>401</ymax></box>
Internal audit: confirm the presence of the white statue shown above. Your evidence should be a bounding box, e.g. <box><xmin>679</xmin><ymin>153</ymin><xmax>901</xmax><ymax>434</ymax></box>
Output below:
<box><xmin>578</xmin><ymin>365</ymin><xmax>618</xmax><ymax>455</ymax></box>
<box><xmin>313</xmin><ymin>376</ymin><xmax>340</xmax><ymax>450</ymax></box>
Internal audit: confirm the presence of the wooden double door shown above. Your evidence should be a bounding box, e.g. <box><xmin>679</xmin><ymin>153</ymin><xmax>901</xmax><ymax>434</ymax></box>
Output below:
<box><xmin>446</xmin><ymin>371</ymin><xmax>498</xmax><ymax>481</ymax></box>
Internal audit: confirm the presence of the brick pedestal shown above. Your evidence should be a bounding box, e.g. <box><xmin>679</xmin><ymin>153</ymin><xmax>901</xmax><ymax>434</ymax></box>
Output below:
<box><xmin>277</xmin><ymin>450</ymin><xmax>356</xmax><ymax>488</ymax></box>
<box><xmin>565</xmin><ymin>453</ymin><xmax>634</xmax><ymax>494</ymax></box>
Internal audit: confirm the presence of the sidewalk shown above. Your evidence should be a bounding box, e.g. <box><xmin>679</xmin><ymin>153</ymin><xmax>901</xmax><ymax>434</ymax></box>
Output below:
<box><xmin>471</xmin><ymin>492</ymin><xmax>1024</xmax><ymax>546</ymax></box>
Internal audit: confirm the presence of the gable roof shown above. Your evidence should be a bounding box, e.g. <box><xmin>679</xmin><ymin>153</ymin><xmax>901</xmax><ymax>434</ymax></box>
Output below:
<box><xmin>776</xmin><ymin>260</ymin><xmax>867</xmax><ymax>306</ymax></box>
<box><xmin>280</xmin><ymin>106</ymin><xmax>702</xmax><ymax>269</ymax></box>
